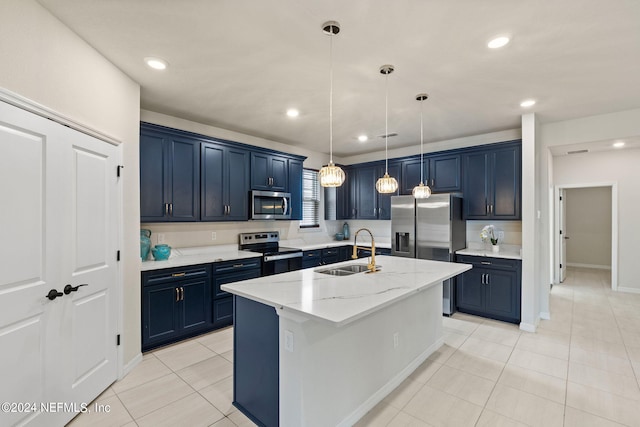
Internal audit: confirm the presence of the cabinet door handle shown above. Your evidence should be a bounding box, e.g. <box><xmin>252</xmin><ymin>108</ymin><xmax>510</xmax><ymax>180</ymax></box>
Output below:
<box><xmin>171</xmin><ymin>272</ymin><xmax>186</xmax><ymax>277</ymax></box>
<box><xmin>165</xmin><ymin>203</ymin><xmax>169</xmax><ymax>215</ymax></box>
<box><xmin>485</xmin><ymin>274</ymin><xmax>490</xmax><ymax>285</ymax></box>
<box><xmin>169</xmin><ymin>203</ymin><xmax>173</xmax><ymax>216</ymax></box>
<box><xmin>180</xmin><ymin>287</ymin><xmax>184</xmax><ymax>301</ymax></box>
<box><xmin>431</xmin><ymin>178</ymin><xmax>434</xmax><ymax>187</ymax></box>
<box><xmin>175</xmin><ymin>287</ymin><xmax>180</xmax><ymax>302</ymax></box>
<box><xmin>490</xmin><ymin>204</ymin><xmax>493</xmax><ymax>214</ymax></box>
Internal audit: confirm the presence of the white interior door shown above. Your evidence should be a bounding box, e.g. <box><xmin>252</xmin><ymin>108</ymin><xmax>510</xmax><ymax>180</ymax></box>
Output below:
<box><xmin>559</xmin><ymin>189</ymin><xmax>567</xmax><ymax>283</ymax></box>
<box><xmin>0</xmin><ymin>100</ymin><xmax>120</xmax><ymax>427</ymax></box>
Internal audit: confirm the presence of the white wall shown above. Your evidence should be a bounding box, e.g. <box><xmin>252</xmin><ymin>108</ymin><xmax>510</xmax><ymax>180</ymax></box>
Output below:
<box><xmin>554</xmin><ymin>150</ymin><xmax>639</xmax><ymax>289</ymax></box>
<box><xmin>539</xmin><ymin>108</ymin><xmax>640</xmax><ymax>297</ymax></box>
<box><xmin>565</xmin><ymin>187</ymin><xmax>612</xmax><ymax>268</ymax></box>
<box><xmin>0</xmin><ymin>0</ymin><xmax>141</xmax><ymax>366</ymax></box>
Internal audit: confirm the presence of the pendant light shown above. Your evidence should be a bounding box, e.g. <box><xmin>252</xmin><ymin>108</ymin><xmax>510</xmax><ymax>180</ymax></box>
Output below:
<box><xmin>318</xmin><ymin>21</ymin><xmax>345</xmax><ymax>187</ymax></box>
<box><xmin>412</xmin><ymin>93</ymin><xmax>432</xmax><ymax>199</ymax></box>
<box><xmin>376</xmin><ymin>64</ymin><xmax>399</xmax><ymax>194</ymax></box>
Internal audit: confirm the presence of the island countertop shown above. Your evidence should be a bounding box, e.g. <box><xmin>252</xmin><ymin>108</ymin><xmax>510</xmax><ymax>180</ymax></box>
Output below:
<box><xmin>222</xmin><ymin>255</ymin><xmax>471</xmax><ymax>327</ymax></box>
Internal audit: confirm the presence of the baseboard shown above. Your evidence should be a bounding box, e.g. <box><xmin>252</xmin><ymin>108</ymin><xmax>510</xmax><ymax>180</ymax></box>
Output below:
<box><xmin>120</xmin><ymin>352</ymin><xmax>143</xmax><ymax>380</ymax></box>
<box><xmin>566</xmin><ymin>263</ymin><xmax>611</xmax><ymax>270</ymax></box>
<box><xmin>519</xmin><ymin>322</ymin><xmax>537</xmax><ymax>333</ymax></box>
<box><xmin>540</xmin><ymin>311</ymin><xmax>551</xmax><ymax>320</ymax></box>
<box><xmin>338</xmin><ymin>337</ymin><xmax>445</xmax><ymax>427</ymax></box>
<box><xmin>617</xmin><ymin>286</ymin><xmax>640</xmax><ymax>295</ymax></box>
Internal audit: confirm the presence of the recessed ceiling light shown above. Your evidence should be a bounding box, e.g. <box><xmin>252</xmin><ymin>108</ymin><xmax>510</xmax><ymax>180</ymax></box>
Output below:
<box><xmin>613</xmin><ymin>141</ymin><xmax>625</xmax><ymax>148</ymax></box>
<box><xmin>358</xmin><ymin>135</ymin><xmax>368</xmax><ymax>142</ymax></box>
<box><xmin>488</xmin><ymin>36</ymin><xmax>510</xmax><ymax>49</ymax></box>
<box><xmin>286</xmin><ymin>109</ymin><xmax>299</xmax><ymax>118</ymax></box>
<box><xmin>520</xmin><ymin>99</ymin><xmax>536</xmax><ymax>108</ymax></box>
<box><xmin>144</xmin><ymin>57</ymin><xmax>168</xmax><ymax>70</ymax></box>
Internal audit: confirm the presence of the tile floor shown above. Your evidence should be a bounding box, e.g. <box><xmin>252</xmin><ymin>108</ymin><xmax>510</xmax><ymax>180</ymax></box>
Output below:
<box><xmin>68</xmin><ymin>267</ymin><xmax>640</xmax><ymax>426</ymax></box>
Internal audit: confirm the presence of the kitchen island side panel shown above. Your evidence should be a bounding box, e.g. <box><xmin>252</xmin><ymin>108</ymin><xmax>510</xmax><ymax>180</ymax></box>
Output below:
<box><xmin>279</xmin><ymin>283</ymin><xmax>444</xmax><ymax>427</ymax></box>
<box><xmin>233</xmin><ymin>296</ymin><xmax>279</xmax><ymax>427</ymax></box>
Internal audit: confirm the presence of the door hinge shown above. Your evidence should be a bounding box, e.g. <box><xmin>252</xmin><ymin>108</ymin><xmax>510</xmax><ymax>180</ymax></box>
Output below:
<box><xmin>559</xmin><ymin>230</ymin><xmax>563</xmax><ymax>235</ymax></box>
<box><xmin>117</xmin><ymin>165</ymin><xmax>124</xmax><ymax>177</ymax></box>
<box><xmin>116</xmin><ymin>334</ymin><xmax>121</xmax><ymax>346</ymax></box>
<box><xmin>117</xmin><ymin>250</ymin><xmax>121</xmax><ymax>261</ymax></box>
<box><xmin>560</xmin><ymin>263</ymin><xmax>563</xmax><ymax>268</ymax></box>
<box><xmin>559</xmin><ymin>195</ymin><xmax>563</xmax><ymax>201</ymax></box>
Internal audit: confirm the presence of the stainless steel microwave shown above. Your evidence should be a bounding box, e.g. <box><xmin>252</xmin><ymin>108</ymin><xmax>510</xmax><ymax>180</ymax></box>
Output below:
<box><xmin>250</xmin><ymin>190</ymin><xmax>292</xmax><ymax>220</ymax></box>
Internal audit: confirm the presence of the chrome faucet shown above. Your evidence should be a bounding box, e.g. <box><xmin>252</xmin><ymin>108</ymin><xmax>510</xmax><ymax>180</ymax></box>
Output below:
<box><xmin>352</xmin><ymin>228</ymin><xmax>378</xmax><ymax>273</ymax></box>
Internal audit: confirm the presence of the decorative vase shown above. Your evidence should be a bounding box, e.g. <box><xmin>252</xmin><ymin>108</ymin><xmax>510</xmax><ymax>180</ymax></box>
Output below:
<box><xmin>342</xmin><ymin>222</ymin><xmax>350</xmax><ymax>239</ymax></box>
<box><xmin>152</xmin><ymin>244</ymin><xmax>171</xmax><ymax>261</ymax></box>
<box><xmin>492</xmin><ymin>244</ymin><xmax>500</xmax><ymax>253</ymax></box>
<box><xmin>140</xmin><ymin>229</ymin><xmax>151</xmax><ymax>261</ymax></box>
<box><xmin>335</xmin><ymin>232</ymin><xmax>344</xmax><ymax>241</ymax></box>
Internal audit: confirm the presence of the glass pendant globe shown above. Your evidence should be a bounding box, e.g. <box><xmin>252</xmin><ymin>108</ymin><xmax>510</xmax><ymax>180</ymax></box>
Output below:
<box><xmin>376</xmin><ymin>173</ymin><xmax>398</xmax><ymax>194</ymax></box>
<box><xmin>318</xmin><ymin>161</ymin><xmax>345</xmax><ymax>187</ymax></box>
<box><xmin>412</xmin><ymin>182</ymin><xmax>431</xmax><ymax>199</ymax></box>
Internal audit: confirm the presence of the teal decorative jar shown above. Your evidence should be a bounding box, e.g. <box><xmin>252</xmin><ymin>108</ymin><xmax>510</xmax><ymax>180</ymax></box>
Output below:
<box><xmin>342</xmin><ymin>222</ymin><xmax>350</xmax><ymax>239</ymax></box>
<box><xmin>152</xmin><ymin>244</ymin><xmax>171</xmax><ymax>261</ymax></box>
<box><xmin>140</xmin><ymin>229</ymin><xmax>151</xmax><ymax>261</ymax></box>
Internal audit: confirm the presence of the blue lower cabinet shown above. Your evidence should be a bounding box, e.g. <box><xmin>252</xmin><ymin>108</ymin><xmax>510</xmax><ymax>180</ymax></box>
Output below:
<box><xmin>212</xmin><ymin>259</ymin><xmax>261</xmax><ymax>328</ymax></box>
<box><xmin>455</xmin><ymin>255</ymin><xmax>521</xmax><ymax>323</ymax></box>
<box><xmin>141</xmin><ymin>264</ymin><xmax>212</xmax><ymax>351</ymax></box>
<box><xmin>302</xmin><ymin>250</ymin><xmax>322</xmax><ymax>269</ymax></box>
<box><xmin>233</xmin><ymin>296</ymin><xmax>279</xmax><ymax>427</ymax></box>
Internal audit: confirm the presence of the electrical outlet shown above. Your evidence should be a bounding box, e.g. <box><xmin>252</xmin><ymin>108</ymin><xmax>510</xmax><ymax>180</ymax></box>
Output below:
<box><xmin>284</xmin><ymin>330</ymin><xmax>294</xmax><ymax>352</ymax></box>
<box><xmin>498</xmin><ymin>231</ymin><xmax>504</xmax><ymax>241</ymax></box>
<box><xmin>211</xmin><ymin>232</ymin><xmax>217</xmax><ymax>241</ymax></box>
<box><xmin>157</xmin><ymin>233</ymin><xmax>165</xmax><ymax>244</ymax></box>
<box><xmin>393</xmin><ymin>332</ymin><xmax>399</xmax><ymax>349</ymax></box>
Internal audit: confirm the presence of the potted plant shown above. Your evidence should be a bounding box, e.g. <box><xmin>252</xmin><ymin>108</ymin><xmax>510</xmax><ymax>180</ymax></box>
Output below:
<box><xmin>481</xmin><ymin>224</ymin><xmax>500</xmax><ymax>252</ymax></box>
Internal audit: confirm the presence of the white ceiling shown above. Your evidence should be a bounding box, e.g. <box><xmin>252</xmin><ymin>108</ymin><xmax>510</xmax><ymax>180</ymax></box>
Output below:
<box><xmin>38</xmin><ymin>0</ymin><xmax>640</xmax><ymax>157</ymax></box>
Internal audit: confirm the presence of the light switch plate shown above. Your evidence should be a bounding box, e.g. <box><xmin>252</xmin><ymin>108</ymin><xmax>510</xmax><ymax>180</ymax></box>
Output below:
<box><xmin>284</xmin><ymin>330</ymin><xmax>294</xmax><ymax>352</ymax></box>
<box><xmin>211</xmin><ymin>232</ymin><xmax>217</xmax><ymax>241</ymax></box>
<box><xmin>157</xmin><ymin>233</ymin><xmax>165</xmax><ymax>244</ymax></box>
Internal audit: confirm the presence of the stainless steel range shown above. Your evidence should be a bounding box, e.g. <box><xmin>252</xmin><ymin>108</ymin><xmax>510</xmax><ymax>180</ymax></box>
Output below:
<box><xmin>239</xmin><ymin>231</ymin><xmax>303</xmax><ymax>276</ymax></box>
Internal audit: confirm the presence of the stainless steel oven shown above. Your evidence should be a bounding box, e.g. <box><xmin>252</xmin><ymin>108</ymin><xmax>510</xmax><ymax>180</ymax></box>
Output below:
<box><xmin>239</xmin><ymin>231</ymin><xmax>302</xmax><ymax>276</ymax></box>
<box><xmin>250</xmin><ymin>190</ymin><xmax>291</xmax><ymax>220</ymax></box>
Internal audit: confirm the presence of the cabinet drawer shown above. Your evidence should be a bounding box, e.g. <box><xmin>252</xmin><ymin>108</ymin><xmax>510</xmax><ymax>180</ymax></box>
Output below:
<box><xmin>303</xmin><ymin>249</ymin><xmax>322</xmax><ymax>259</ymax></box>
<box><xmin>322</xmin><ymin>248</ymin><xmax>339</xmax><ymax>257</ymax></box>
<box><xmin>213</xmin><ymin>268</ymin><xmax>261</xmax><ymax>299</ymax></box>
<box><xmin>213</xmin><ymin>296</ymin><xmax>234</xmax><ymax>327</ymax></box>
<box><xmin>456</xmin><ymin>255</ymin><xmax>520</xmax><ymax>270</ymax></box>
<box><xmin>143</xmin><ymin>264</ymin><xmax>210</xmax><ymax>286</ymax></box>
<box><xmin>213</xmin><ymin>258</ymin><xmax>262</xmax><ymax>274</ymax></box>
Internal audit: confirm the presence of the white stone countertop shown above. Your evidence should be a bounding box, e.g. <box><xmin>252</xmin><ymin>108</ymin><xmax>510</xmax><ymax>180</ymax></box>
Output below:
<box><xmin>456</xmin><ymin>243</ymin><xmax>522</xmax><ymax>260</ymax></box>
<box><xmin>221</xmin><ymin>255</ymin><xmax>471</xmax><ymax>327</ymax></box>
<box><xmin>140</xmin><ymin>244</ymin><xmax>262</xmax><ymax>271</ymax></box>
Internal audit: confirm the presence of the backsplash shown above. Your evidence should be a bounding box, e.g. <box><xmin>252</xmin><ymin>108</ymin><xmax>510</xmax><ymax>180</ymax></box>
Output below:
<box><xmin>466</xmin><ymin>220</ymin><xmax>522</xmax><ymax>246</ymax></box>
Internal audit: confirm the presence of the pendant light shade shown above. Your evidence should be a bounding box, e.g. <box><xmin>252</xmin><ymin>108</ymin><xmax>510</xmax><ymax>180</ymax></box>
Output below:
<box><xmin>376</xmin><ymin>64</ymin><xmax>398</xmax><ymax>194</ymax></box>
<box><xmin>412</xmin><ymin>93</ymin><xmax>431</xmax><ymax>199</ymax></box>
<box><xmin>318</xmin><ymin>21</ymin><xmax>345</xmax><ymax>188</ymax></box>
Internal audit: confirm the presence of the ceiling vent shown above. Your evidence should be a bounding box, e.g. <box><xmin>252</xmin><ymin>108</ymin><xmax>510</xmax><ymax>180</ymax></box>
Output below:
<box><xmin>378</xmin><ymin>133</ymin><xmax>398</xmax><ymax>139</ymax></box>
<box><xmin>567</xmin><ymin>149</ymin><xmax>589</xmax><ymax>154</ymax></box>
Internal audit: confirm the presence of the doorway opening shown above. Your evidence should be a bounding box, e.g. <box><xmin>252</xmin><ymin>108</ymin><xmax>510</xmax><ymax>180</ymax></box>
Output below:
<box><xmin>554</xmin><ymin>183</ymin><xmax>617</xmax><ymax>290</ymax></box>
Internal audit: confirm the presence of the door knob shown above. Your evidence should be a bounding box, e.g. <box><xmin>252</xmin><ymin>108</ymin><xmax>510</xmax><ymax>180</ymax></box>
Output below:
<box><xmin>64</xmin><ymin>284</ymin><xmax>88</xmax><ymax>295</ymax></box>
<box><xmin>46</xmin><ymin>289</ymin><xmax>64</xmax><ymax>300</ymax></box>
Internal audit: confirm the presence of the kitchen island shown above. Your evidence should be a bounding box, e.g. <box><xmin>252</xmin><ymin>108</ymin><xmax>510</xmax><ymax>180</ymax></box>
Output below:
<box><xmin>221</xmin><ymin>255</ymin><xmax>471</xmax><ymax>427</ymax></box>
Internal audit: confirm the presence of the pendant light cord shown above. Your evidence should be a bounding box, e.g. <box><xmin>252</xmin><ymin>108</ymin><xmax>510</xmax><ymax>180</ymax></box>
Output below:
<box><xmin>420</xmin><ymin>98</ymin><xmax>424</xmax><ymax>184</ymax></box>
<box><xmin>384</xmin><ymin>71</ymin><xmax>389</xmax><ymax>174</ymax></box>
<box><xmin>329</xmin><ymin>33</ymin><xmax>334</xmax><ymax>164</ymax></box>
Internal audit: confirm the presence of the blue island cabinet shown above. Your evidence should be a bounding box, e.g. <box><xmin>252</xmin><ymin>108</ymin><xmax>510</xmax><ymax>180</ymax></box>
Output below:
<box><xmin>233</xmin><ymin>296</ymin><xmax>279</xmax><ymax>427</ymax></box>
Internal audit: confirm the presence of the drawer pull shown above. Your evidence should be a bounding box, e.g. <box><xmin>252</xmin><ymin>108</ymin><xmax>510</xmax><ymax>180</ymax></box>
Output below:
<box><xmin>171</xmin><ymin>272</ymin><xmax>186</xmax><ymax>277</ymax></box>
<box><xmin>481</xmin><ymin>262</ymin><xmax>491</xmax><ymax>265</ymax></box>
<box><xmin>233</xmin><ymin>264</ymin><xmax>244</xmax><ymax>268</ymax></box>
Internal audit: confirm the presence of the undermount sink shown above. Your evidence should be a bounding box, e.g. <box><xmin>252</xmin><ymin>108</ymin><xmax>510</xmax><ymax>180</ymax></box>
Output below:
<box><xmin>316</xmin><ymin>263</ymin><xmax>379</xmax><ymax>276</ymax></box>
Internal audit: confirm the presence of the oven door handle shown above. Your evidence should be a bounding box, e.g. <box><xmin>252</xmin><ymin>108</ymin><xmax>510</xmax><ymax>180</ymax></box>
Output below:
<box><xmin>282</xmin><ymin>196</ymin><xmax>289</xmax><ymax>216</ymax></box>
<box><xmin>264</xmin><ymin>252</ymin><xmax>303</xmax><ymax>262</ymax></box>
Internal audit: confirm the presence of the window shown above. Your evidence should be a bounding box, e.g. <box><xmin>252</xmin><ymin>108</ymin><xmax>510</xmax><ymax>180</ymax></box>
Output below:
<box><xmin>301</xmin><ymin>169</ymin><xmax>320</xmax><ymax>228</ymax></box>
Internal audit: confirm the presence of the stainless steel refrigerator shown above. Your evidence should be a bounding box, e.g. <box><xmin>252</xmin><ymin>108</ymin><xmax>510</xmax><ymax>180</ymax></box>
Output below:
<box><xmin>391</xmin><ymin>194</ymin><xmax>466</xmax><ymax>315</ymax></box>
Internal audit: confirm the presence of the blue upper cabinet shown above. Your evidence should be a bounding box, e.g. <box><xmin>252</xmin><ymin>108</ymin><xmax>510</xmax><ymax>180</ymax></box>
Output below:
<box><xmin>401</xmin><ymin>154</ymin><xmax>460</xmax><ymax>194</ymax></box>
<box><xmin>463</xmin><ymin>143</ymin><xmax>521</xmax><ymax>220</ymax></box>
<box><xmin>350</xmin><ymin>162</ymin><xmax>400</xmax><ymax>220</ymax></box>
<box><xmin>251</xmin><ymin>152</ymin><xmax>288</xmax><ymax>191</ymax></box>
<box><xmin>288</xmin><ymin>159</ymin><xmax>303</xmax><ymax>220</ymax></box>
<box><xmin>140</xmin><ymin>126</ymin><xmax>200</xmax><ymax>222</ymax></box>
<box><xmin>201</xmin><ymin>142</ymin><xmax>250</xmax><ymax>221</ymax></box>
